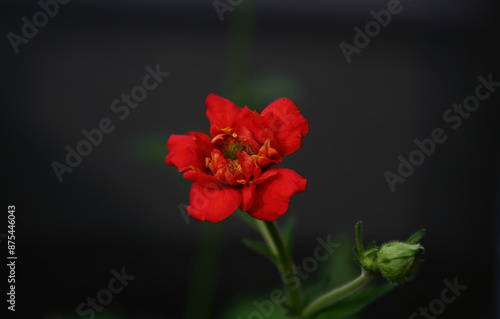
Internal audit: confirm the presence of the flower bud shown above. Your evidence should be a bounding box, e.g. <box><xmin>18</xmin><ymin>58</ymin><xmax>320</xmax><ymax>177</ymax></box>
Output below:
<box><xmin>360</xmin><ymin>248</ymin><xmax>379</xmax><ymax>273</ymax></box>
<box><xmin>378</xmin><ymin>241</ymin><xmax>424</xmax><ymax>284</ymax></box>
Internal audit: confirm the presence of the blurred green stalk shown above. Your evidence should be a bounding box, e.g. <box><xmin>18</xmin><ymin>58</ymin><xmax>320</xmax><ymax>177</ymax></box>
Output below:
<box><xmin>184</xmin><ymin>1</ymin><xmax>257</xmax><ymax>318</ymax></box>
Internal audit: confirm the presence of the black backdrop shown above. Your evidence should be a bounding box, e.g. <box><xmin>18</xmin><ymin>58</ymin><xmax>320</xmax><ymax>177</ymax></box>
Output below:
<box><xmin>1</xmin><ymin>0</ymin><xmax>499</xmax><ymax>318</ymax></box>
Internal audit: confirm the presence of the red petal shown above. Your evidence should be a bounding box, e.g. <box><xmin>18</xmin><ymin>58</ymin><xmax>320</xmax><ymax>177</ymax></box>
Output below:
<box><xmin>190</xmin><ymin>131</ymin><xmax>214</xmax><ymax>157</ymax></box>
<box><xmin>208</xmin><ymin>149</ymin><xmax>232</xmax><ymax>185</ymax></box>
<box><xmin>183</xmin><ymin>170</ymin><xmax>222</xmax><ymax>190</ymax></box>
<box><xmin>248</xmin><ymin>168</ymin><xmax>306</xmax><ymax>221</ymax></box>
<box><xmin>254</xmin><ymin>139</ymin><xmax>282</xmax><ymax>167</ymax></box>
<box><xmin>165</xmin><ymin>132</ymin><xmax>213</xmax><ymax>172</ymax></box>
<box><xmin>252</xmin><ymin>169</ymin><xmax>278</xmax><ymax>184</ymax></box>
<box><xmin>206</xmin><ymin>94</ymin><xmax>242</xmax><ymax>138</ymax></box>
<box><xmin>235</xmin><ymin>106</ymin><xmax>264</xmax><ymax>152</ymax></box>
<box><xmin>260</xmin><ymin>98</ymin><xmax>309</xmax><ymax>156</ymax></box>
<box><xmin>238</xmin><ymin>152</ymin><xmax>262</xmax><ymax>181</ymax></box>
<box><xmin>240</xmin><ymin>183</ymin><xmax>256</xmax><ymax>212</ymax></box>
<box><xmin>187</xmin><ymin>183</ymin><xmax>242</xmax><ymax>222</ymax></box>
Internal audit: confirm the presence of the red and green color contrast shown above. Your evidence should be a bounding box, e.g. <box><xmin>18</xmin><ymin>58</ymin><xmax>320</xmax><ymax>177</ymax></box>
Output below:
<box><xmin>166</xmin><ymin>94</ymin><xmax>309</xmax><ymax>222</ymax></box>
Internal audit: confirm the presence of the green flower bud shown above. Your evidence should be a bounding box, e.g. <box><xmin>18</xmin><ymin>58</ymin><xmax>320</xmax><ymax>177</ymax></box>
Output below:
<box><xmin>378</xmin><ymin>241</ymin><xmax>424</xmax><ymax>284</ymax></box>
<box><xmin>360</xmin><ymin>248</ymin><xmax>379</xmax><ymax>273</ymax></box>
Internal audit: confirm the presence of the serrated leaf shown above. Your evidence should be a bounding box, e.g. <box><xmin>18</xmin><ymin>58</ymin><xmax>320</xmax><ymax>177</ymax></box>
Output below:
<box><xmin>242</xmin><ymin>238</ymin><xmax>277</xmax><ymax>263</ymax></box>
<box><xmin>281</xmin><ymin>215</ymin><xmax>296</xmax><ymax>252</ymax></box>
<box><xmin>406</xmin><ymin>229</ymin><xmax>426</xmax><ymax>244</ymax></box>
<box><xmin>313</xmin><ymin>283</ymin><xmax>394</xmax><ymax>319</ymax></box>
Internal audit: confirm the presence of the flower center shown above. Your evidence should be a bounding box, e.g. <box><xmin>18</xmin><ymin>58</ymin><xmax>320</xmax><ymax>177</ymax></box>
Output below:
<box><xmin>222</xmin><ymin>142</ymin><xmax>241</xmax><ymax>160</ymax></box>
<box><xmin>227</xmin><ymin>159</ymin><xmax>242</xmax><ymax>174</ymax></box>
<box><xmin>216</xmin><ymin>135</ymin><xmax>255</xmax><ymax>160</ymax></box>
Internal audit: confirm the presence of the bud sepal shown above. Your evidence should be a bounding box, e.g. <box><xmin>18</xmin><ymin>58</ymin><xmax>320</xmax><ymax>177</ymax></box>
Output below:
<box><xmin>354</xmin><ymin>221</ymin><xmax>381</xmax><ymax>274</ymax></box>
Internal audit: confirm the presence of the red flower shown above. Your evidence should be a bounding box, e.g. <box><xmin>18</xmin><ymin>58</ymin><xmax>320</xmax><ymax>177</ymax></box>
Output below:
<box><xmin>166</xmin><ymin>94</ymin><xmax>308</xmax><ymax>222</ymax></box>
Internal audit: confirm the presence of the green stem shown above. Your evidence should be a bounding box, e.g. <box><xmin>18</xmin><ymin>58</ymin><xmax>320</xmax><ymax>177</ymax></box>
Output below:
<box><xmin>302</xmin><ymin>270</ymin><xmax>373</xmax><ymax>318</ymax></box>
<box><xmin>256</xmin><ymin>220</ymin><xmax>279</xmax><ymax>260</ymax></box>
<box><xmin>256</xmin><ymin>220</ymin><xmax>303</xmax><ymax>315</ymax></box>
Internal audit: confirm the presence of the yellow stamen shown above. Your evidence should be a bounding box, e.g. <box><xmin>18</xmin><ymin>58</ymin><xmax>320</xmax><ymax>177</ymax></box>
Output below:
<box><xmin>227</xmin><ymin>159</ymin><xmax>242</xmax><ymax>174</ymax></box>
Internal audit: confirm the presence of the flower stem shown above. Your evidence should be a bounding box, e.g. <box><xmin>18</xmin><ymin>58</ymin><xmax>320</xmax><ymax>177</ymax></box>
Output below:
<box><xmin>256</xmin><ymin>220</ymin><xmax>303</xmax><ymax>316</ymax></box>
<box><xmin>256</xmin><ymin>220</ymin><xmax>279</xmax><ymax>259</ymax></box>
<box><xmin>302</xmin><ymin>270</ymin><xmax>373</xmax><ymax>318</ymax></box>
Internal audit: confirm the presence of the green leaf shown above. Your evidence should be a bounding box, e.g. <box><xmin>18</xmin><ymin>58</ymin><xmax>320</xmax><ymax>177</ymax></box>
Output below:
<box><xmin>313</xmin><ymin>282</ymin><xmax>394</xmax><ymax>319</ymax></box>
<box><xmin>281</xmin><ymin>215</ymin><xmax>296</xmax><ymax>252</ymax></box>
<box><xmin>242</xmin><ymin>238</ymin><xmax>277</xmax><ymax>263</ymax></box>
<box><xmin>406</xmin><ymin>229</ymin><xmax>426</xmax><ymax>244</ymax></box>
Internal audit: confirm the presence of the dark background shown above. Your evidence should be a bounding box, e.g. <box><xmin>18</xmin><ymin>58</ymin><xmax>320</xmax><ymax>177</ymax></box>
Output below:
<box><xmin>1</xmin><ymin>0</ymin><xmax>499</xmax><ymax>318</ymax></box>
